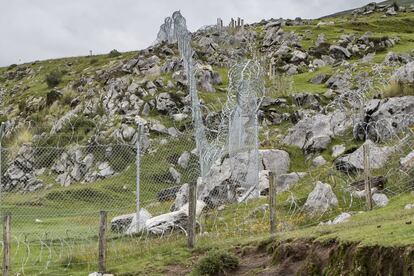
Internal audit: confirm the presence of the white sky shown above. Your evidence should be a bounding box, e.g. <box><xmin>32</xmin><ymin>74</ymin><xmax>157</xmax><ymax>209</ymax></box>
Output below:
<box><xmin>0</xmin><ymin>0</ymin><xmax>378</xmax><ymax>66</ymax></box>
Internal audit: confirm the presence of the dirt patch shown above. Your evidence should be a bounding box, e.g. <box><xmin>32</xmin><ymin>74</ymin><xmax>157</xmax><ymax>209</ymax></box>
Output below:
<box><xmin>230</xmin><ymin>238</ymin><xmax>414</xmax><ymax>276</ymax></box>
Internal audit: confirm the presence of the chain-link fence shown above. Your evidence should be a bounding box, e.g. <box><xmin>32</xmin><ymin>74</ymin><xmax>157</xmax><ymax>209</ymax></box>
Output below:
<box><xmin>0</xmin><ymin>129</ymin><xmax>202</xmax><ymax>274</ymax></box>
<box><xmin>0</xmin><ymin>122</ymin><xmax>413</xmax><ymax>274</ymax></box>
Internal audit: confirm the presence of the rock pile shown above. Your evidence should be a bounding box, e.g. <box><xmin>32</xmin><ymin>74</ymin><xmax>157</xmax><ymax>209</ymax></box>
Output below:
<box><xmin>52</xmin><ymin>147</ymin><xmax>115</xmax><ymax>186</ymax></box>
<box><xmin>1</xmin><ymin>144</ymin><xmax>43</xmax><ymax>192</ymax></box>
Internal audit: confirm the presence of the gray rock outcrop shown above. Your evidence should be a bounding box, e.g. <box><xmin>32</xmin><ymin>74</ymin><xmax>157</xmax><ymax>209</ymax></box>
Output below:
<box><xmin>303</xmin><ymin>182</ymin><xmax>338</xmax><ymax>214</ymax></box>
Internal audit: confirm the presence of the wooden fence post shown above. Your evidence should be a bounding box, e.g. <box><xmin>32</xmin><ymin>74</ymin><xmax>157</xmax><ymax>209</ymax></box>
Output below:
<box><xmin>3</xmin><ymin>213</ymin><xmax>11</xmax><ymax>276</ymax></box>
<box><xmin>98</xmin><ymin>211</ymin><xmax>107</xmax><ymax>273</ymax></box>
<box><xmin>363</xmin><ymin>143</ymin><xmax>373</xmax><ymax>211</ymax></box>
<box><xmin>187</xmin><ymin>182</ymin><xmax>197</xmax><ymax>249</ymax></box>
<box><xmin>269</xmin><ymin>172</ymin><xmax>277</xmax><ymax>234</ymax></box>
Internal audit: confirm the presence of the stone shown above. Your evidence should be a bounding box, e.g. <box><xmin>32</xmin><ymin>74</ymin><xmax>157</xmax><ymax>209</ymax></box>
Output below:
<box><xmin>312</xmin><ymin>59</ymin><xmax>326</xmax><ymax>68</ymax></box>
<box><xmin>150</xmin><ymin>121</ymin><xmax>168</xmax><ymax>134</ymax></box>
<box><xmin>143</xmin><ymin>200</ymin><xmax>206</xmax><ymax>235</ymax></box>
<box><xmin>125</xmin><ymin>209</ymin><xmax>153</xmax><ymax>234</ymax></box>
<box><xmin>386</xmin><ymin>6</ymin><xmax>397</xmax><ymax>16</ymax></box>
<box><xmin>294</xmin><ymin>93</ymin><xmax>320</xmax><ymax>109</ymax></box>
<box><xmin>275</xmin><ymin>172</ymin><xmax>306</xmax><ymax>193</ymax></box>
<box><xmin>372</xmin><ymin>193</ymin><xmax>389</xmax><ymax>207</ymax></box>
<box><xmin>329</xmin><ymin>45</ymin><xmax>351</xmax><ymax>59</ymax></box>
<box><xmin>157</xmin><ymin>186</ymin><xmax>181</xmax><ymax>202</ymax></box>
<box><xmin>283</xmin><ymin>111</ymin><xmax>349</xmax><ymax>153</ymax></box>
<box><xmin>354</xmin><ymin>97</ymin><xmax>414</xmax><ymax>141</ymax></box>
<box><xmin>172</xmin><ymin>113</ymin><xmax>188</xmax><ymax>122</ymax></box>
<box><xmin>248</xmin><ymin>204</ymin><xmax>269</xmax><ymax>218</ymax></box>
<box><xmin>304</xmin><ymin>182</ymin><xmax>338</xmax><ymax>214</ymax></box>
<box><xmin>332</xmin><ymin>212</ymin><xmax>351</xmax><ymax>224</ymax></box>
<box><xmin>312</xmin><ymin>156</ymin><xmax>327</xmax><ymax>167</ymax></box>
<box><xmin>405</xmin><ymin>204</ymin><xmax>414</xmax><ymax>210</ymax></box>
<box><xmin>392</xmin><ymin>61</ymin><xmax>414</xmax><ymax>85</ymax></box>
<box><xmin>291</xmin><ymin>50</ymin><xmax>307</xmax><ymax>63</ymax></box>
<box><xmin>332</xmin><ymin>144</ymin><xmax>346</xmax><ymax>158</ymax></box>
<box><xmin>172</xmin><ymin>183</ymin><xmax>189</xmax><ymax>210</ymax></box>
<box><xmin>362</xmin><ymin>52</ymin><xmax>375</xmax><ymax>63</ymax></box>
<box><xmin>142</xmin><ymin>103</ymin><xmax>150</xmax><ymax>116</ymax></box>
<box><xmin>263</xmin><ymin>26</ymin><xmax>281</xmax><ymax>47</ymax></box>
<box><xmin>169</xmin><ymin>167</ymin><xmax>181</xmax><ymax>184</ymax></box>
<box><xmin>400</xmin><ymin>151</ymin><xmax>414</xmax><ymax>170</ymax></box>
<box><xmin>89</xmin><ymin>273</ymin><xmax>114</xmax><ymax>276</ymax></box>
<box><xmin>316</xmin><ymin>33</ymin><xmax>326</xmax><ymax>47</ymax></box>
<box><xmin>111</xmin><ymin>208</ymin><xmax>151</xmax><ymax>233</ymax></box>
<box><xmin>97</xmin><ymin>162</ymin><xmax>114</xmax><ymax>178</ymax></box>
<box><xmin>325</xmin><ymin>74</ymin><xmax>350</xmax><ymax>90</ymax></box>
<box><xmin>259</xmin><ymin>149</ymin><xmax>290</xmax><ymax>176</ymax></box>
<box><xmin>335</xmin><ymin>140</ymin><xmax>394</xmax><ymax>173</ymax></box>
<box><xmin>178</xmin><ymin>151</ymin><xmax>190</xmax><ymax>168</ymax></box>
<box><xmin>310</xmin><ymin>73</ymin><xmax>327</xmax><ymax>84</ymax></box>
<box><xmin>156</xmin><ymin>92</ymin><xmax>176</xmax><ymax>113</ymax></box>
<box><xmin>167</xmin><ymin>127</ymin><xmax>179</xmax><ymax>137</ymax></box>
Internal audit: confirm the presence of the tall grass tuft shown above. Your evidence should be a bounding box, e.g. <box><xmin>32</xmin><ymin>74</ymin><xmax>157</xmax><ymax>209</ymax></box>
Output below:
<box><xmin>383</xmin><ymin>81</ymin><xmax>414</xmax><ymax>98</ymax></box>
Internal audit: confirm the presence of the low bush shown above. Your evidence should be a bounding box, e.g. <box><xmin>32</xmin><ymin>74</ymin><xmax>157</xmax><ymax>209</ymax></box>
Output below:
<box><xmin>194</xmin><ymin>249</ymin><xmax>239</xmax><ymax>275</ymax></box>
<box><xmin>45</xmin><ymin>70</ymin><xmax>64</xmax><ymax>88</ymax></box>
<box><xmin>108</xmin><ymin>49</ymin><xmax>122</xmax><ymax>58</ymax></box>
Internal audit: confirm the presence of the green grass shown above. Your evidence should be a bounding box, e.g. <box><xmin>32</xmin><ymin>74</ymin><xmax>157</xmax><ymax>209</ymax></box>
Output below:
<box><xmin>281</xmin><ymin>193</ymin><xmax>414</xmax><ymax>247</ymax></box>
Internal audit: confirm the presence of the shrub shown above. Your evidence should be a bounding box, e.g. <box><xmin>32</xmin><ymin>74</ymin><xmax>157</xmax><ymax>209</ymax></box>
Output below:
<box><xmin>0</xmin><ymin>115</ymin><xmax>7</xmax><ymax>125</ymax></box>
<box><xmin>194</xmin><ymin>249</ymin><xmax>239</xmax><ymax>275</ymax></box>
<box><xmin>108</xmin><ymin>49</ymin><xmax>122</xmax><ymax>58</ymax></box>
<box><xmin>9</xmin><ymin>127</ymin><xmax>33</xmax><ymax>148</ymax></box>
<box><xmin>61</xmin><ymin>89</ymin><xmax>78</xmax><ymax>106</ymax></box>
<box><xmin>45</xmin><ymin>70</ymin><xmax>63</xmax><ymax>88</ymax></box>
<box><xmin>268</xmin><ymin>73</ymin><xmax>295</xmax><ymax>97</ymax></box>
<box><xmin>7</xmin><ymin>64</ymin><xmax>17</xmax><ymax>70</ymax></box>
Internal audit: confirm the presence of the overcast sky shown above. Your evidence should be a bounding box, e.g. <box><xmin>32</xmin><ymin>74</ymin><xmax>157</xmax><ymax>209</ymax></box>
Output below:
<box><xmin>0</xmin><ymin>0</ymin><xmax>378</xmax><ymax>66</ymax></box>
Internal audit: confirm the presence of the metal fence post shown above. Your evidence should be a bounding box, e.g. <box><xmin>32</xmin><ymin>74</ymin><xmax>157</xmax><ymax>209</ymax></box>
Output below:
<box><xmin>363</xmin><ymin>143</ymin><xmax>373</xmax><ymax>211</ymax></box>
<box><xmin>3</xmin><ymin>213</ymin><xmax>11</xmax><ymax>276</ymax></box>
<box><xmin>98</xmin><ymin>210</ymin><xmax>107</xmax><ymax>273</ymax></box>
<box><xmin>269</xmin><ymin>172</ymin><xmax>277</xmax><ymax>234</ymax></box>
<box><xmin>0</xmin><ymin>123</ymin><xmax>4</xmax><ymax>201</ymax></box>
<box><xmin>187</xmin><ymin>181</ymin><xmax>197</xmax><ymax>249</ymax></box>
<box><xmin>135</xmin><ymin>124</ymin><xmax>144</xmax><ymax>232</ymax></box>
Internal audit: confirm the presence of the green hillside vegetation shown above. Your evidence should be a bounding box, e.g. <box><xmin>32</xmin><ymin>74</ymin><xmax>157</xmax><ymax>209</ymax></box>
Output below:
<box><xmin>0</xmin><ymin>5</ymin><xmax>414</xmax><ymax>276</ymax></box>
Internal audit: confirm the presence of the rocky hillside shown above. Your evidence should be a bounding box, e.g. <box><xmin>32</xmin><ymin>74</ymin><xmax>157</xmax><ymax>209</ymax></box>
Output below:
<box><xmin>0</xmin><ymin>1</ymin><xmax>413</xmax><ymax>203</ymax></box>
<box><xmin>1</xmin><ymin>2</ymin><xmax>414</xmax><ymax>275</ymax></box>
<box><xmin>322</xmin><ymin>0</ymin><xmax>414</xmax><ymax>18</ymax></box>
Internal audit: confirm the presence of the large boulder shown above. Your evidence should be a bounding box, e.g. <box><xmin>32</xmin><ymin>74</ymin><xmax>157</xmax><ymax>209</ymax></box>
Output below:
<box><xmin>111</xmin><ymin>208</ymin><xmax>151</xmax><ymax>233</ymax></box>
<box><xmin>275</xmin><ymin>172</ymin><xmax>306</xmax><ymax>193</ymax></box>
<box><xmin>392</xmin><ymin>61</ymin><xmax>414</xmax><ymax>85</ymax></box>
<box><xmin>329</xmin><ymin>45</ymin><xmax>351</xmax><ymax>60</ymax></box>
<box><xmin>283</xmin><ymin>112</ymin><xmax>349</xmax><ymax>153</ymax></box>
<box><xmin>335</xmin><ymin>140</ymin><xmax>395</xmax><ymax>173</ymax></box>
<box><xmin>1</xmin><ymin>144</ymin><xmax>44</xmax><ymax>192</ymax></box>
<box><xmin>303</xmin><ymin>182</ymin><xmax>338</xmax><ymax>214</ymax></box>
<box><xmin>354</xmin><ymin>97</ymin><xmax>414</xmax><ymax>141</ymax></box>
<box><xmin>156</xmin><ymin>92</ymin><xmax>177</xmax><ymax>113</ymax></box>
<box><xmin>129</xmin><ymin>200</ymin><xmax>206</xmax><ymax>235</ymax></box>
<box><xmin>259</xmin><ymin>149</ymin><xmax>290</xmax><ymax>176</ymax></box>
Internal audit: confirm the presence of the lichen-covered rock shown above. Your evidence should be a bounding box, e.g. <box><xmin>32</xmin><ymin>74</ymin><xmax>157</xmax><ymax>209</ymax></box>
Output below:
<box><xmin>283</xmin><ymin>111</ymin><xmax>349</xmax><ymax>153</ymax></box>
<box><xmin>392</xmin><ymin>61</ymin><xmax>414</xmax><ymax>84</ymax></box>
<box><xmin>304</xmin><ymin>182</ymin><xmax>338</xmax><ymax>214</ymax></box>
<box><xmin>354</xmin><ymin>96</ymin><xmax>414</xmax><ymax>141</ymax></box>
<box><xmin>335</xmin><ymin>140</ymin><xmax>394</xmax><ymax>173</ymax></box>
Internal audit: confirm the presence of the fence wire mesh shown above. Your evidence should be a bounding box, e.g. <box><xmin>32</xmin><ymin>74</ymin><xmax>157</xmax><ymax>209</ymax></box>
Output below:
<box><xmin>0</xmin><ymin>125</ymin><xmax>413</xmax><ymax>274</ymax></box>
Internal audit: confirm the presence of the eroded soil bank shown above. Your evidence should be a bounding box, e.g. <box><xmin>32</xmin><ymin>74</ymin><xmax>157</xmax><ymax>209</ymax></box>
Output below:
<box><xmin>229</xmin><ymin>238</ymin><xmax>414</xmax><ymax>275</ymax></box>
